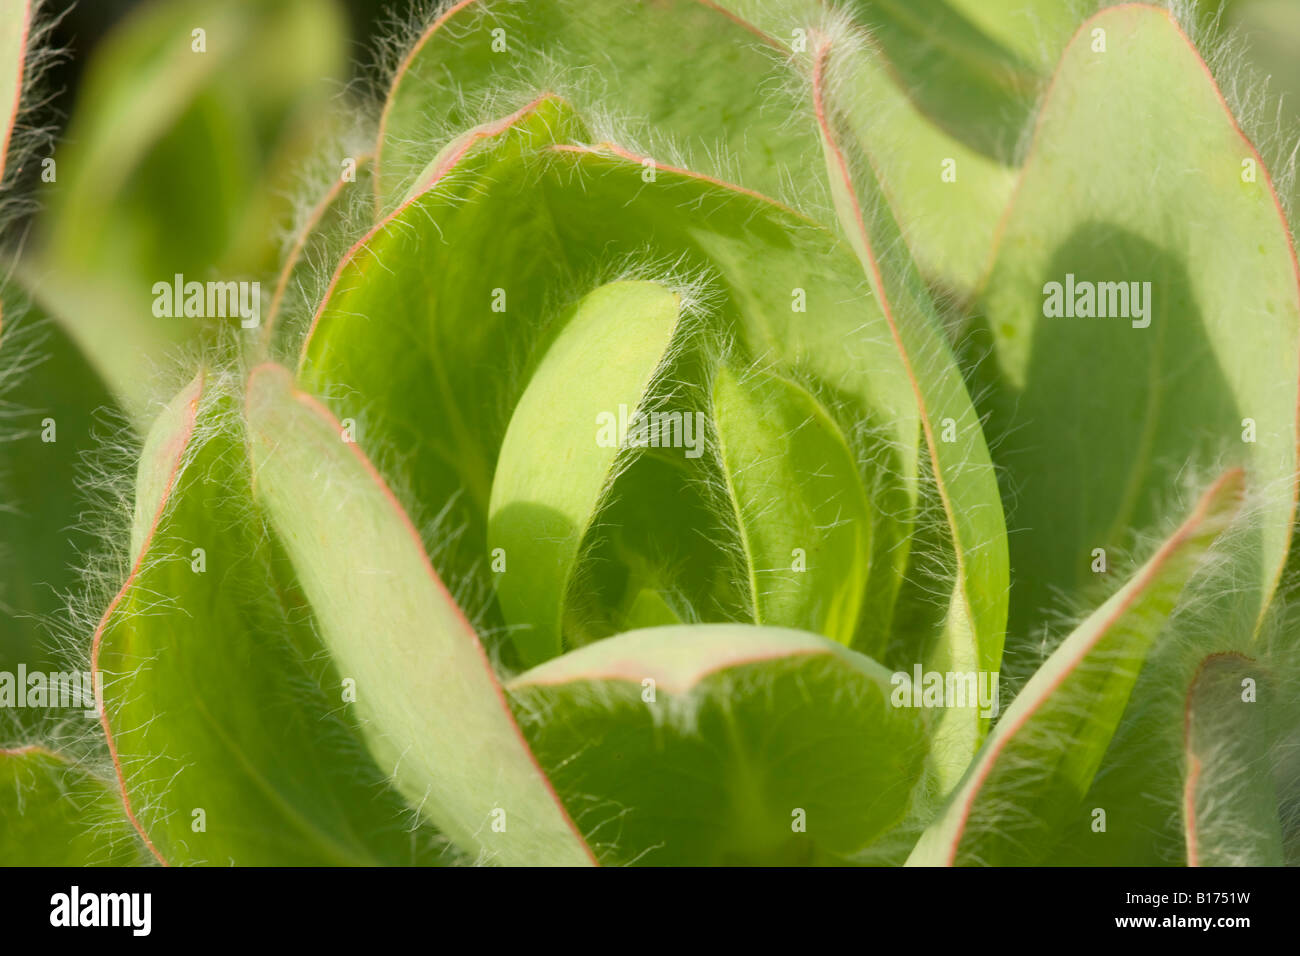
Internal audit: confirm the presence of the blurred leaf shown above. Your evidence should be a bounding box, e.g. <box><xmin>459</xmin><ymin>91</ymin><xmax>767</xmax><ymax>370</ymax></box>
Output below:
<box><xmin>246</xmin><ymin>363</ymin><xmax>595</xmax><ymax>866</ymax></box>
<box><xmin>0</xmin><ymin>302</ymin><xmax>115</xmax><ymax>675</ymax></box>
<box><xmin>97</xmin><ymin>371</ymin><xmax>447</xmax><ymax>865</ymax></box>
<box><xmin>0</xmin><ymin>0</ymin><xmax>28</xmax><ymax>184</ymax></box>
<box><xmin>509</xmin><ymin>624</ymin><xmax>928</xmax><ymax>865</ymax></box>
<box><xmin>0</xmin><ymin>745</ymin><xmax>148</xmax><ymax>865</ymax></box>
<box><xmin>941</xmin><ymin>0</ymin><xmax>1081</xmax><ymax>67</ymax></box>
<box><xmin>27</xmin><ymin>0</ymin><xmax>348</xmax><ymax>421</ymax></box>
<box><xmin>907</xmin><ymin>469</ymin><xmax>1244</xmax><ymax>866</ymax></box>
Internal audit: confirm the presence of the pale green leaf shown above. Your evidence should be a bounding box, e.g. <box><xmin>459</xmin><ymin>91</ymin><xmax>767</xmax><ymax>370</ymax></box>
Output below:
<box><xmin>809</xmin><ymin>35</ymin><xmax>1010</xmax><ymax>757</ymax></box>
<box><xmin>246</xmin><ymin>363</ymin><xmax>595</xmax><ymax>866</ymax></box>
<box><xmin>489</xmin><ymin>280</ymin><xmax>683</xmax><ymax>667</ymax></box>
<box><xmin>977</xmin><ymin>5</ymin><xmax>1300</xmax><ymax>648</ymax></box>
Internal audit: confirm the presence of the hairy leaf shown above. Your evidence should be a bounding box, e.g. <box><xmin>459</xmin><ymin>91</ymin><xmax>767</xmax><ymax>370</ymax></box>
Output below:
<box><xmin>540</xmin><ymin>145</ymin><xmax>926</xmax><ymax>658</ymax></box>
<box><xmin>713</xmin><ymin>365</ymin><xmax>872</xmax><ymax>645</ymax></box>
<box><xmin>0</xmin><ymin>0</ymin><xmax>27</xmax><ymax>185</ymax></box>
<box><xmin>907</xmin><ymin>469</ymin><xmax>1244</xmax><ymax>866</ymax></box>
<box><xmin>304</xmin><ymin>103</ymin><xmax>924</xmax><ymax>660</ymax></box>
<box><xmin>1183</xmin><ymin>652</ymin><xmax>1284</xmax><ymax>866</ymax></box>
<box><xmin>0</xmin><ymin>307</ymin><xmax>114</xmax><ymax>674</ymax></box>
<box><xmin>706</xmin><ymin>0</ymin><xmax>1022</xmax><ymax>291</ymax></box>
<box><xmin>246</xmin><ymin>363</ymin><xmax>595</xmax><ymax>866</ymax></box>
<box><xmin>809</xmin><ymin>34</ymin><xmax>1010</xmax><ymax>769</ymax></box>
<box><xmin>96</xmin><ymin>371</ymin><xmax>445</xmax><ymax>865</ymax></box>
<box><xmin>509</xmin><ymin>624</ymin><xmax>928</xmax><ymax>865</ymax></box>
<box><xmin>375</xmin><ymin>0</ymin><xmax>821</xmax><ymax>213</ymax></box>
<box><xmin>0</xmin><ymin>746</ymin><xmax>147</xmax><ymax>865</ymax></box>
<box><xmin>838</xmin><ymin>0</ymin><xmax>1040</xmax><ymax>158</ymax></box>
<box><xmin>262</xmin><ymin>154</ymin><xmax>374</xmax><ymax>361</ymax></box>
<box><xmin>299</xmin><ymin>96</ymin><xmax>588</xmax><ymax>609</ymax></box>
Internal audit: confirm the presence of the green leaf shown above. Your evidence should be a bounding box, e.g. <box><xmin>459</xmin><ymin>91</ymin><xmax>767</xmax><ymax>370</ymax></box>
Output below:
<box><xmin>245</xmin><ymin>363</ymin><xmax>595</xmax><ymax>866</ymax></box>
<box><xmin>488</xmin><ymin>280</ymin><xmax>684</xmax><ymax>667</ymax></box>
<box><xmin>622</xmin><ymin>588</ymin><xmax>683</xmax><ymax>630</ymax></box>
<box><xmin>940</xmin><ymin>0</ymin><xmax>1081</xmax><ymax>68</ymax></box>
<box><xmin>828</xmin><ymin>48</ymin><xmax>1017</xmax><ymax>294</ymax></box>
<box><xmin>539</xmin><ymin>146</ymin><xmax>925</xmax><ymax>658</ymax></box>
<box><xmin>977</xmin><ymin>5</ymin><xmax>1300</xmax><ymax>647</ymax></box>
<box><xmin>375</xmin><ymin>0</ymin><xmax>826</xmax><ymax>214</ymax></box>
<box><xmin>1182</xmin><ymin>652</ymin><xmax>1284</xmax><ymax>866</ymax></box>
<box><xmin>809</xmin><ymin>34</ymin><xmax>1010</xmax><ymax>759</ymax></box>
<box><xmin>300</xmin><ymin>96</ymin><xmax>589</xmax><ymax>607</ymax></box>
<box><xmin>704</xmin><ymin>0</ymin><xmax>1021</xmax><ymax>292</ymax></box>
<box><xmin>563</xmin><ymin>448</ymin><xmax>748</xmax><ymax>646</ymax></box>
<box><xmin>41</xmin><ymin>0</ymin><xmax>344</xmax><ymax>271</ymax></box>
<box><xmin>377</xmin><ymin>0</ymin><xmax>1050</xmax><ymax>293</ymax></box>
<box><xmin>1230</xmin><ymin>0</ymin><xmax>1300</xmax><ymax>213</ymax></box>
<box><xmin>712</xmin><ymin>365</ymin><xmax>872</xmax><ymax>645</ymax></box>
<box><xmin>1047</xmin><ymin>604</ymin><xmax>1272</xmax><ymax>866</ymax></box>
<box><xmin>907</xmin><ymin>469</ymin><xmax>1245</xmax><ymax>866</ymax></box>
<box><xmin>0</xmin><ymin>745</ymin><xmax>148</xmax><ymax>865</ymax></box>
<box><xmin>303</xmin><ymin>103</ymin><xmax>923</xmax><ymax>661</ymax></box>
<box><xmin>508</xmin><ymin>624</ymin><xmax>929</xmax><ymax>865</ymax></box>
<box><xmin>96</xmin><ymin>371</ymin><xmax>447</xmax><ymax>866</ymax></box>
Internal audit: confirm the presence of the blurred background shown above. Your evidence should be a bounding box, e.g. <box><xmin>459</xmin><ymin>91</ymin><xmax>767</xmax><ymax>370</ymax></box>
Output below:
<box><xmin>43</xmin><ymin>0</ymin><xmax>393</xmax><ymax>90</ymax></box>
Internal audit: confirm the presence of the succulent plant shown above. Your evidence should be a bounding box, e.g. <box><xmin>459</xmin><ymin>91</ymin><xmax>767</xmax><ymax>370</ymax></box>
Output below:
<box><xmin>1</xmin><ymin>0</ymin><xmax>1298</xmax><ymax>867</ymax></box>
